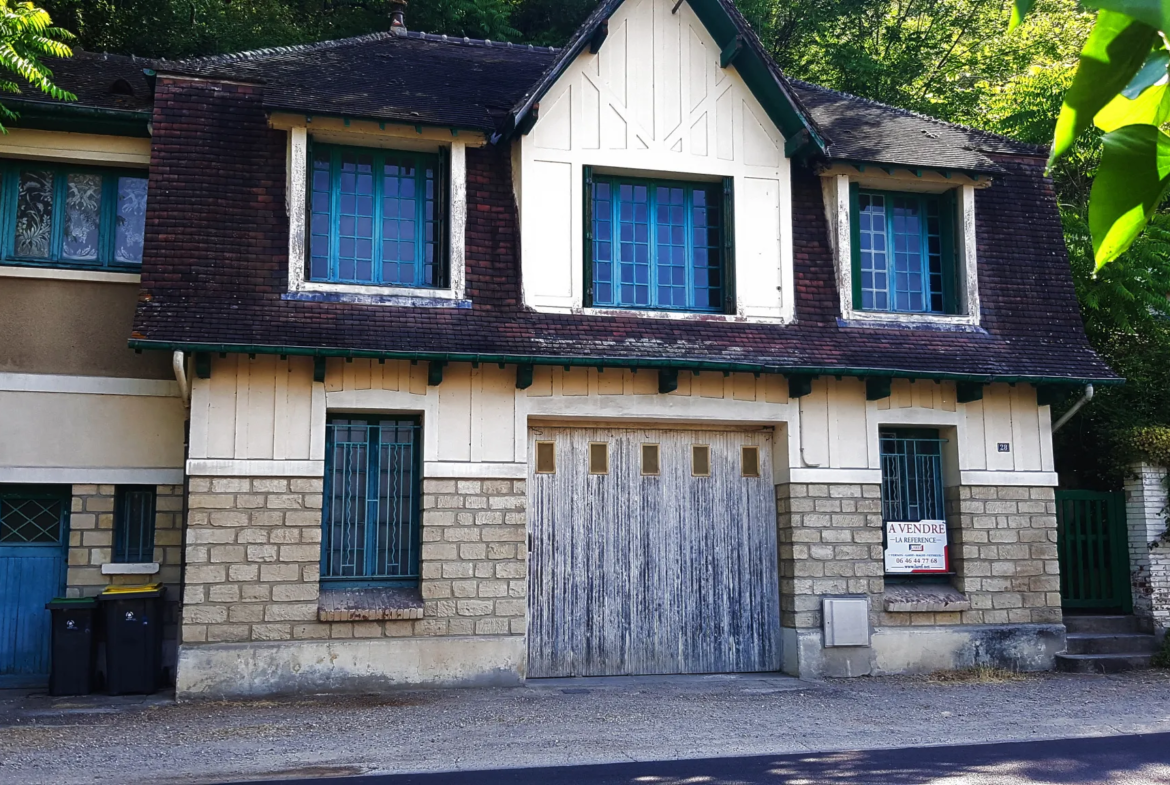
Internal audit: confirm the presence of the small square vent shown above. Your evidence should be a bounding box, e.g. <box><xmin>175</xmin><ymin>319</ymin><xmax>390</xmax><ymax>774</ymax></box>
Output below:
<box><xmin>823</xmin><ymin>596</ymin><xmax>870</xmax><ymax>647</ymax></box>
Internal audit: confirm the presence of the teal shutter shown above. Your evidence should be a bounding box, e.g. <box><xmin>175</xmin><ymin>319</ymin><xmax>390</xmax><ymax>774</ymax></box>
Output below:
<box><xmin>583</xmin><ymin>165</ymin><xmax>594</xmax><ymax>308</ymax></box>
<box><xmin>849</xmin><ymin>181</ymin><xmax>861</xmax><ymax>310</ymax></box>
<box><xmin>722</xmin><ymin>176</ymin><xmax>736</xmax><ymax>315</ymax></box>
<box><xmin>939</xmin><ymin>189</ymin><xmax>958</xmax><ymax>314</ymax></box>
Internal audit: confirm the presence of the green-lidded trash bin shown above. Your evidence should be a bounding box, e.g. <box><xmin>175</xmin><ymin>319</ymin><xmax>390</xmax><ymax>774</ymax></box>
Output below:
<box><xmin>99</xmin><ymin>584</ymin><xmax>165</xmax><ymax>695</ymax></box>
<box><xmin>44</xmin><ymin>597</ymin><xmax>99</xmax><ymax>697</ymax></box>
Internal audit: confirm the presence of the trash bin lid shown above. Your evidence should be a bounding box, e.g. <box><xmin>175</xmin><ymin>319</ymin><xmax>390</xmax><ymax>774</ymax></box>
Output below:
<box><xmin>99</xmin><ymin>583</ymin><xmax>164</xmax><ymax>599</ymax></box>
<box><xmin>45</xmin><ymin>597</ymin><xmax>98</xmax><ymax>610</ymax></box>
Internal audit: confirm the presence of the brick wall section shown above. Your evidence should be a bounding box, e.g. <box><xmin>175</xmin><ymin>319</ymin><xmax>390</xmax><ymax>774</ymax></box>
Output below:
<box><xmin>948</xmin><ymin>486</ymin><xmax>1062</xmax><ymax>625</ymax></box>
<box><xmin>181</xmin><ymin>477</ymin><xmax>526</xmax><ymax>643</ymax></box>
<box><xmin>776</xmin><ymin>483</ymin><xmax>885</xmax><ymax>629</ymax></box>
<box><xmin>777</xmin><ymin>483</ymin><xmax>1061</xmax><ymax>631</ymax></box>
<box><xmin>66</xmin><ymin>484</ymin><xmax>184</xmax><ymax>595</ymax></box>
<box><xmin>1124</xmin><ymin>463</ymin><xmax>1170</xmax><ymax>630</ymax></box>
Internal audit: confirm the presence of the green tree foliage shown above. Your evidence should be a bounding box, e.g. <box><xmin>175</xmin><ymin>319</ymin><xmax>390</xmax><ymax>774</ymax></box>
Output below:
<box><xmin>0</xmin><ymin>0</ymin><xmax>75</xmax><ymax>130</ymax></box>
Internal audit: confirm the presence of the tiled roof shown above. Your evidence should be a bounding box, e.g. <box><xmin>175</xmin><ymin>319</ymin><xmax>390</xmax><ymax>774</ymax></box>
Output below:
<box><xmin>154</xmin><ymin>31</ymin><xmax>559</xmax><ymax>133</ymax></box>
<box><xmin>23</xmin><ymin>50</ymin><xmax>155</xmax><ymax>113</ymax></box>
<box><xmin>791</xmin><ymin>80</ymin><xmax>1044</xmax><ymax>173</ymax></box>
<box><xmin>129</xmin><ymin>79</ymin><xmax>1117</xmax><ymax>386</ymax></box>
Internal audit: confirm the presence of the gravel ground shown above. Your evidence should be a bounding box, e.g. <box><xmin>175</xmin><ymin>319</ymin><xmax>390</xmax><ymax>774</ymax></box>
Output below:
<box><xmin>1</xmin><ymin>670</ymin><xmax>1168</xmax><ymax>784</ymax></box>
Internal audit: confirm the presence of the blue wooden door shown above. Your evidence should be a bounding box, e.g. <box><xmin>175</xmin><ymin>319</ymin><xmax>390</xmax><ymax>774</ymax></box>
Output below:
<box><xmin>0</xmin><ymin>486</ymin><xmax>69</xmax><ymax>686</ymax></box>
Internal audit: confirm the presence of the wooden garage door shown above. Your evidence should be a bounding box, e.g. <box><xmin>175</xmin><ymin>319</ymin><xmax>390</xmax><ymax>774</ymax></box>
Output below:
<box><xmin>528</xmin><ymin>426</ymin><xmax>781</xmax><ymax>678</ymax></box>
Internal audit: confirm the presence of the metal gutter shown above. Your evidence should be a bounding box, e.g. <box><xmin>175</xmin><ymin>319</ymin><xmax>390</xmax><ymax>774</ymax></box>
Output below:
<box><xmin>127</xmin><ymin>338</ymin><xmax>1123</xmax><ymax>387</ymax></box>
<box><xmin>7</xmin><ymin>99</ymin><xmax>152</xmax><ymax>137</ymax></box>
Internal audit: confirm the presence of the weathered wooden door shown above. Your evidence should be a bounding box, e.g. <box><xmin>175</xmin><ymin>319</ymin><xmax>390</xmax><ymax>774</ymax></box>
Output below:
<box><xmin>1056</xmin><ymin>490</ymin><xmax>1132</xmax><ymax>613</ymax></box>
<box><xmin>0</xmin><ymin>486</ymin><xmax>69</xmax><ymax>686</ymax></box>
<box><xmin>528</xmin><ymin>427</ymin><xmax>781</xmax><ymax>678</ymax></box>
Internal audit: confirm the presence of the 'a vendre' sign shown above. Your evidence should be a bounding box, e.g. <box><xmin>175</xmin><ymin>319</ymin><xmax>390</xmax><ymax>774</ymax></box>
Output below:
<box><xmin>884</xmin><ymin>520</ymin><xmax>949</xmax><ymax>574</ymax></box>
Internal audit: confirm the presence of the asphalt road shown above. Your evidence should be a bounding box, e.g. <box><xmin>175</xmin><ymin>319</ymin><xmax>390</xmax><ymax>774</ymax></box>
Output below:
<box><xmin>237</xmin><ymin>733</ymin><xmax>1170</xmax><ymax>785</ymax></box>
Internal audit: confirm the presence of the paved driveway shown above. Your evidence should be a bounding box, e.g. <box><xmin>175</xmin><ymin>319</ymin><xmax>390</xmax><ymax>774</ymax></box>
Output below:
<box><xmin>1</xmin><ymin>671</ymin><xmax>1169</xmax><ymax>784</ymax></box>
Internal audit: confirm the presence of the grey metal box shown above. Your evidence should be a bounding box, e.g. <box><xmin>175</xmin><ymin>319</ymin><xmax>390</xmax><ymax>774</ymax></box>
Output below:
<box><xmin>823</xmin><ymin>596</ymin><xmax>870</xmax><ymax>647</ymax></box>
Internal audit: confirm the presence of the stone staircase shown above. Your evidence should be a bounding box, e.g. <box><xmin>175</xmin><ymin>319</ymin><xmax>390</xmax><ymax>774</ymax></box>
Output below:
<box><xmin>1056</xmin><ymin>615</ymin><xmax>1160</xmax><ymax>673</ymax></box>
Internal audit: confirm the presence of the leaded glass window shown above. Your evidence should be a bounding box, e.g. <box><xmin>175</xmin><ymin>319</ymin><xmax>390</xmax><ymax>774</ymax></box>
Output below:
<box><xmin>0</xmin><ymin>161</ymin><xmax>148</xmax><ymax>270</ymax></box>
<box><xmin>853</xmin><ymin>188</ymin><xmax>955</xmax><ymax>314</ymax></box>
<box><xmin>309</xmin><ymin>143</ymin><xmax>446</xmax><ymax>288</ymax></box>
<box><xmin>588</xmin><ymin>173</ymin><xmax>728</xmax><ymax>312</ymax></box>
<box><xmin>322</xmin><ymin>417</ymin><xmax>421</xmax><ymax>586</ymax></box>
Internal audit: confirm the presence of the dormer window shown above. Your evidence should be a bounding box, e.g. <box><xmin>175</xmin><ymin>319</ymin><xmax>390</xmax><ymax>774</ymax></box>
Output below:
<box><xmin>309</xmin><ymin>143</ymin><xmax>446</xmax><ymax>288</ymax></box>
<box><xmin>853</xmin><ymin>188</ymin><xmax>955</xmax><ymax>314</ymax></box>
<box><xmin>585</xmin><ymin>168</ymin><xmax>733</xmax><ymax>314</ymax></box>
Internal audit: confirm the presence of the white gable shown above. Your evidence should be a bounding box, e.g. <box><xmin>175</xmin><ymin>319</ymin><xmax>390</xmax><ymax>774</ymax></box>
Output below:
<box><xmin>518</xmin><ymin>0</ymin><xmax>795</xmax><ymax>322</ymax></box>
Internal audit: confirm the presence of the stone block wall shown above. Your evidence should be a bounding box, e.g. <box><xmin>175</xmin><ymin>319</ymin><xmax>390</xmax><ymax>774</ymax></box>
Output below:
<box><xmin>1125</xmin><ymin>463</ymin><xmax>1170</xmax><ymax>630</ymax></box>
<box><xmin>180</xmin><ymin>476</ymin><xmax>527</xmax><ymax>644</ymax></box>
<box><xmin>66</xmin><ymin>484</ymin><xmax>185</xmax><ymax>595</ymax></box>
<box><xmin>947</xmin><ymin>486</ymin><xmax>1062</xmax><ymax>626</ymax></box>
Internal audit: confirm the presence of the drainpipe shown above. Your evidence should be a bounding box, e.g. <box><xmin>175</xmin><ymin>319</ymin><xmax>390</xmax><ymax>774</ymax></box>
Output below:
<box><xmin>1052</xmin><ymin>384</ymin><xmax>1094</xmax><ymax>434</ymax></box>
<box><xmin>172</xmin><ymin>350</ymin><xmax>190</xmax><ymax>407</ymax></box>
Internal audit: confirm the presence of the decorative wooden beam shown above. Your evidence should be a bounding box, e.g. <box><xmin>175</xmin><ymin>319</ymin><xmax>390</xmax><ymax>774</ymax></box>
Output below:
<box><xmin>956</xmin><ymin>382</ymin><xmax>984</xmax><ymax>404</ymax></box>
<box><xmin>589</xmin><ymin>20</ymin><xmax>609</xmax><ymax>54</ymax></box>
<box><xmin>194</xmin><ymin>352</ymin><xmax>212</xmax><ymax>380</ymax></box>
<box><xmin>658</xmin><ymin>368</ymin><xmax>679</xmax><ymax>394</ymax></box>
<box><xmin>516</xmin><ymin>364</ymin><xmax>534</xmax><ymax>390</ymax></box>
<box><xmin>517</xmin><ymin>102</ymin><xmax>540</xmax><ymax>135</ymax></box>
<box><xmin>788</xmin><ymin>374</ymin><xmax>814</xmax><ymax>399</ymax></box>
<box><xmin>866</xmin><ymin>376</ymin><xmax>892</xmax><ymax>401</ymax></box>
<box><xmin>313</xmin><ymin>357</ymin><xmax>326</xmax><ymax>383</ymax></box>
<box><xmin>428</xmin><ymin>361</ymin><xmax>447</xmax><ymax>387</ymax></box>
<box><xmin>720</xmin><ymin>36</ymin><xmax>744</xmax><ymax>69</ymax></box>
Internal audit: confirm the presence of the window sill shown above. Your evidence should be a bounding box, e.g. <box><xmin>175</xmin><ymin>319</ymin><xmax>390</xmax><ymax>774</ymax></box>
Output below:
<box><xmin>883</xmin><ymin>583</ymin><xmax>971</xmax><ymax>613</ymax></box>
<box><xmin>284</xmin><ymin>290</ymin><xmax>471</xmax><ymax>308</ymax></box>
<box><xmin>318</xmin><ymin>585</ymin><xmax>424</xmax><ymax>622</ymax></box>
<box><xmin>582</xmin><ymin>306</ymin><xmax>787</xmax><ymax>324</ymax></box>
<box><xmin>101</xmin><ymin>562</ymin><xmax>160</xmax><ymax>576</ymax></box>
<box><xmin>0</xmin><ymin>265</ymin><xmax>140</xmax><ymax>285</ymax></box>
<box><xmin>837</xmin><ymin>314</ymin><xmax>984</xmax><ymax>333</ymax></box>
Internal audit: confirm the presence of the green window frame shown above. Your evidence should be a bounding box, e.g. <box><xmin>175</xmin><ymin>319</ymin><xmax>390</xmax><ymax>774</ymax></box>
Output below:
<box><xmin>113</xmin><ymin>486</ymin><xmax>156</xmax><ymax>564</ymax></box>
<box><xmin>308</xmin><ymin>141</ymin><xmax>448</xmax><ymax>288</ymax></box>
<box><xmin>850</xmin><ymin>185</ymin><xmax>957</xmax><ymax>315</ymax></box>
<box><xmin>583</xmin><ymin>167</ymin><xmax>735</xmax><ymax>313</ymax></box>
<box><xmin>0</xmin><ymin>159</ymin><xmax>148</xmax><ymax>271</ymax></box>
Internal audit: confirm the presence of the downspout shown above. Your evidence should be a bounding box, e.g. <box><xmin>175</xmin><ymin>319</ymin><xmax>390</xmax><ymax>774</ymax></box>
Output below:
<box><xmin>172</xmin><ymin>350</ymin><xmax>190</xmax><ymax>407</ymax></box>
<box><xmin>1052</xmin><ymin>384</ymin><xmax>1094</xmax><ymax>434</ymax></box>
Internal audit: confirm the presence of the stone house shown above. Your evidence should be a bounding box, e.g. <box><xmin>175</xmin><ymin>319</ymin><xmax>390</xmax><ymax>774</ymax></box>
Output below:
<box><xmin>0</xmin><ymin>0</ymin><xmax>1130</xmax><ymax>696</ymax></box>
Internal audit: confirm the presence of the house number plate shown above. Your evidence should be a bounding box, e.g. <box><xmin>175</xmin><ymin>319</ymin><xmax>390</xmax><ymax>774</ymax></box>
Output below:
<box><xmin>998</xmin><ymin>443</ymin><xmax>1011</xmax><ymax>452</ymax></box>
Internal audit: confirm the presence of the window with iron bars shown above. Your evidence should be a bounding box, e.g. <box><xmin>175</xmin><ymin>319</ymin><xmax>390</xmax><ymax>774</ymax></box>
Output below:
<box><xmin>879</xmin><ymin>428</ymin><xmax>947</xmax><ymax>577</ymax></box>
<box><xmin>322</xmin><ymin>417</ymin><xmax>421</xmax><ymax>586</ymax></box>
<box><xmin>0</xmin><ymin>485</ymin><xmax>69</xmax><ymax>545</ymax></box>
<box><xmin>114</xmin><ymin>486</ymin><xmax>156</xmax><ymax>564</ymax></box>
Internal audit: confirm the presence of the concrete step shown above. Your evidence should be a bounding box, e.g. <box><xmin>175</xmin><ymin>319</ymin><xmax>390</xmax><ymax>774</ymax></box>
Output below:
<box><xmin>1065</xmin><ymin>633</ymin><xmax>1160</xmax><ymax>656</ymax></box>
<box><xmin>1063</xmin><ymin>615</ymin><xmax>1142</xmax><ymax>635</ymax></box>
<box><xmin>1055</xmin><ymin>653</ymin><xmax>1153</xmax><ymax>674</ymax></box>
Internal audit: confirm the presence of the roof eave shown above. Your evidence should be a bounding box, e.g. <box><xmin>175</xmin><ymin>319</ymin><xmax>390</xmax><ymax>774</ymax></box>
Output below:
<box><xmin>5</xmin><ymin>98</ymin><xmax>151</xmax><ymax>138</ymax></box>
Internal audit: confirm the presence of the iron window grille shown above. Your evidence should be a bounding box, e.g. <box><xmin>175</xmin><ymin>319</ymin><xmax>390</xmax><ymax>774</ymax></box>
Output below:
<box><xmin>322</xmin><ymin>417</ymin><xmax>422</xmax><ymax>587</ymax></box>
<box><xmin>880</xmin><ymin>429</ymin><xmax>948</xmax><ymax>578</ymax></box>
<box><xmin>0</xmin><ymin>159</ymin><xmax>148</xmax><ymax>271</ymax></box>
<box><xmin>114</xmin><ymin>486</ymin><xmax>156</xmax><ymax>564</ymax></box>
<box><xmin>0</xmin><ymin>485</ymin><xmax>69</xmax><ymax>545</ymax></box>
<box><xmin>308</xmin><ymin>142</ymin><xmax>448</xmax><ymax>288</ymax></box>
<box><xmin>584</xmin><ymin>168</ymin><xmax>735</xmax><ymax>313</ymax></box>
<box><xmin>850</xmin><ymin>186</ymin><xmax>957</xmax><ymax>314</ymax></box>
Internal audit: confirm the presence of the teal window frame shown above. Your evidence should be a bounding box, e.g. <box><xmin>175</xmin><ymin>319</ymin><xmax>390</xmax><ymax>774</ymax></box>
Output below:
<box><xmin>0</xmin><ymin>159</ymin><xmax>148</xmax><ymax>271</ymax></box>
<box><xmin>113</xmin><ymin>486</ymin><xmax>156</xmax><ymax>564</ymax></box>
<box><xmin>849</xmin><ymin>185</ymin><xmax>957</xmax><ymax>315</ymax></box>
<box><xmin>584</xmin><ymin>167</ymin><xmax>735</xmax><ymax>314</ymax></box>
<box><xmin>308</xmin><ymin>141</ymin><xmax>448</xmax><ymax>289</ymax></box>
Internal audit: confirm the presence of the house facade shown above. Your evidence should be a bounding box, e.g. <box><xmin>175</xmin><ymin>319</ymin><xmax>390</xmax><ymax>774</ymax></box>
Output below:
<box><xmin>0</xmin><ymin>0</ymin><xmax>1126</xmax><ymax>696</ymax></box>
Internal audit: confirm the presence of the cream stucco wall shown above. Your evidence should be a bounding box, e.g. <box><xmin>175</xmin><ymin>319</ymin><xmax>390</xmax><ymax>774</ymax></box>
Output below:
<box><xmin>188</xmin><ymin>355</ymin><xmax>1055</xmax><ymax>487</ymax></box>
<box><xmin>517</xmin><ymin>0</ymin><xmax>794</xmax><ymax>322</ymax></box>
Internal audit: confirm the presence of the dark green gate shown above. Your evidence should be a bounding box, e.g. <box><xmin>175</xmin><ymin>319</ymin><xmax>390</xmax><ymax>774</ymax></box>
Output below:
<box><xmin>1055</xmin><ymin>490</ymin><xmax>1132</xmax><ymax>612</ymax></box>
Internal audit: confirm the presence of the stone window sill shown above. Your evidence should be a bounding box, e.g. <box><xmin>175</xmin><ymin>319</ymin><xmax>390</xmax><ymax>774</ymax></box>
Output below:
<box><xmin>101</xmin><ymin>562</ymin><xmax>160</xmax><ymax>576</ymax></box>
<box><xmin>318</xmin><ymin>585</ymin><xmax>424</xmax><ymax>622</ymax></box>
<box><xmin>883</xmin><ymin>583</ymin><xmax>971</xmax><ymax>613</ymax></box>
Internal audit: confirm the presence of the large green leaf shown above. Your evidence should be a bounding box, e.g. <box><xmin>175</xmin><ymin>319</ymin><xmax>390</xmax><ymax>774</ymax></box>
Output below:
<box><xmin>1051</xmin><ymin>10</ymin><xmax>1158</xmax><ymax>165</ymax></box>
<box><xmin>1009</xmin><ymin>0</ymin><xmax>1036</xmax><ymax>31</ymax></box>
<box><xmin>1085</xmin><ymin>0</ymin><xmax>1170</xmax><ymax>31</ymax></box>
<box><xmin>1090</xmin><ymin>123</ymin><xmax>1170</xmax><ymax>266</ymax></box>
<box><xmin>1122</xmin><ymin>48</ymin><xmax>1170</xmax><ymax>98</ymax></box>
<box><xmin>1096</xmin><ymin>82</ymin><xmax>1170</xmax><ymax>131</ymax></box>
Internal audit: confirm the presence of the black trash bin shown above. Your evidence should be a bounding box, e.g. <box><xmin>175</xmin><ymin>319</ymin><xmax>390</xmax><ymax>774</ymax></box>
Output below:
<box><xmin>99</xmin><ymin>584</ymin><xmax>165</xmax><ymax>695</ymax></box>
<box><xmin>45</xmin><ymin>597</ymin><xmax>98</xmax><ymax>696</ymax></box>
